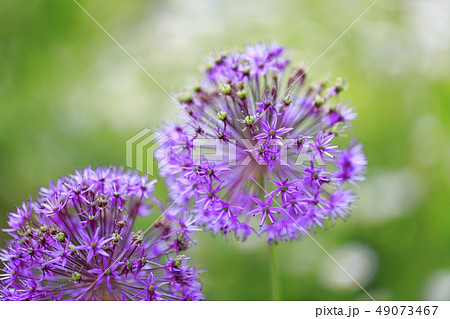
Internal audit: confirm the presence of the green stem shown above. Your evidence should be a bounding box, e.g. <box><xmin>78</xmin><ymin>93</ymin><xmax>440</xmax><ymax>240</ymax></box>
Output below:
<box><xmin>266</xmin><ymin>241</ymin><xmax>282</xmax><ymax>300</ymax></box>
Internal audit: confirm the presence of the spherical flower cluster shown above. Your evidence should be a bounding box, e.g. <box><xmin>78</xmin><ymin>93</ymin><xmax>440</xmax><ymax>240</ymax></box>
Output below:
<box><xmin>0</xmin><ymin>166</ymin><xmax>203</xmax><ymax>301</ymax></box>
<box><xmin>157</xmin><ymin>43</ymin><xmax>367</xmax><ymax>242</ymax></box>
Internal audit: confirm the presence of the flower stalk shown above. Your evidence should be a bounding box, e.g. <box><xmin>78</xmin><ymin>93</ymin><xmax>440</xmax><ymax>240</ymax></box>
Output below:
<box><xmin>266</xmin><ymin>241</ymin><xmax>282</xmax><ymax>301</ymax></box>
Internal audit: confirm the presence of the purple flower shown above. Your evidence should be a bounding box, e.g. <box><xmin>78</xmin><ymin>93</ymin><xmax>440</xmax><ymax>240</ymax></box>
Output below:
<box><xmin>326</xmin><ymin>190</ymin><xmax>357</xmax><ymax>224</ymax></box>
<box><xmin>310</xmin><ymin>130</ymin><xmax>339</xmax><ymax>162</ymax></box>
<box><xmin>2</xmin><ymin>200</ymin><xmax>33</xmax><ymax>233</ymax></box>
<box><xmin>253</xmin><ymin>119</ymin><xmax>293</xmax><ymax>141</ymax></box>
<box><xmin>323</xmin><ymin>102</ymin><xmax>357</xmax><ymax>126</ymax></box>
<box><xmin>249</xmin><ymin>198</ymin><xmax>283</xmax><ymax>227</ymax></box>
<box><xmin>75</xmin><ymin>228</ymin><xmax>112</xmax><ymax>263</ymax></box>
<box><xmin>303</xmin><ymin>161</ymin><xmax>330</xmax><ymax>189</ymax></box>
<box><xmin>335</xmin><ymin>140</ymin><xmax>367</xmax><ymax>185</ymax></box>
<box><xmin>244</xmin><ymin>43</ymin><xmax>287</xmax><ymax>77</ymax></box>
<box><xmin>266</xmin><ymin>179</ymin><xmax>298</xmax><ymax>202</ymax></box>
<box><xmin>157</xmin><ymin>43</ymin><xmax>367</xmax><ymax>242</ymax></box>
<box><xmin>0</xmin><ymin>166</ymin><xmax>203</xmax><ymax>301</ymax></box>
<box><xmin>134</xmin><ymin>273</ymin><xmax>166</xmax><ymax>300</ymax></box>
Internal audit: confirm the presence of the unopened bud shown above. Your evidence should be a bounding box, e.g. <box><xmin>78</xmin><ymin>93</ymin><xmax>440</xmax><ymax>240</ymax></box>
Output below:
<box><xmin>220</xmin><ymin>84</ymin><xmax>231</xmax><ymax>95</ymax></box>
<box><xmin>245</xmin><ymin>116</ymin><xmax>255</xmax><ymax>125</ymax></box>
<box><xmin>71</xmin><ymin>272</ymin><xmax>81</xmax><ymax>282</ymax></box>
<box><xmin>237</xmin><ymin>90</ymin><xmax>247</xmax><ymax>99</ymax></box>
<box><xmin>217</xmin><ymin>111</ymin><xmax>228</xmax><ymax>121</ymax></box>
<box><xmin>314</xmin><ymin>95</ymin><xmax>324</xmax><ymax>106</ymax></box>
<box><xmin>56</xmin><ymin>232</ymin><xmax>65</xmax><ymax>242</ymax></box>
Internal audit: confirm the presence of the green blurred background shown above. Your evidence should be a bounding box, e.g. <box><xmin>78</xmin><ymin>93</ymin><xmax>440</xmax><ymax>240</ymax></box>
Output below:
<box><xmin>1</xmin><ymin>0</ymin><xmax>449</xmax><ymax>300</ymax></box>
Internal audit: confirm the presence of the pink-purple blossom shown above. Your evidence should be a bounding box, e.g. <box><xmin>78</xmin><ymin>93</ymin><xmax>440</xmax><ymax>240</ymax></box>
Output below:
<box><xmin>156</xmin><ymin>43</ymin><xmax>367</xmax><ymax>242</ymax></box>
<box><xmin>0</xmin><ymin>166</ymin><xmax>203</xmax><ymax>301</ymax></box>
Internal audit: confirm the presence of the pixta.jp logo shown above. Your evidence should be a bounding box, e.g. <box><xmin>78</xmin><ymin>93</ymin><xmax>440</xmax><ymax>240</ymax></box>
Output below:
<box><xmin>126</xmin><ymin>129</ymin><xmax>169</xmax><ymax>176</ymax></box>
<box><xmin>126</xmin><ymin>129</ymin><xmax>326</xmax><ymax>176</ymax></box>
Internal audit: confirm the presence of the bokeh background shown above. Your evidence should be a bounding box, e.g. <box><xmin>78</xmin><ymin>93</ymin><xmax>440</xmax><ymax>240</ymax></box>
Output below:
<box><xmin>1</xmin><ymin>0</ymin><xmax>449</xmax><ymax>300</ymax></box>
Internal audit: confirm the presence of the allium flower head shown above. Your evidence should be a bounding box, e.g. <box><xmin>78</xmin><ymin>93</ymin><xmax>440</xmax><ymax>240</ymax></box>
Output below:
<box><xmin>0</xmin><ymin>166</ymin><xmax>203</xmax><ymax>301</ymax></box>
<box><xmin>157</xmin><ymin>43</ymin><xmax>367</xmax><ymax>242</ymax></box>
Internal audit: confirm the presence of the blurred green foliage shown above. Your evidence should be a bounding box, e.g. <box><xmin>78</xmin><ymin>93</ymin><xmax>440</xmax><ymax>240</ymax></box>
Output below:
<box><xmin>1</xmin><ymin>0</ymin><xmax>449</xmax><ymax>300</ymax></box>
